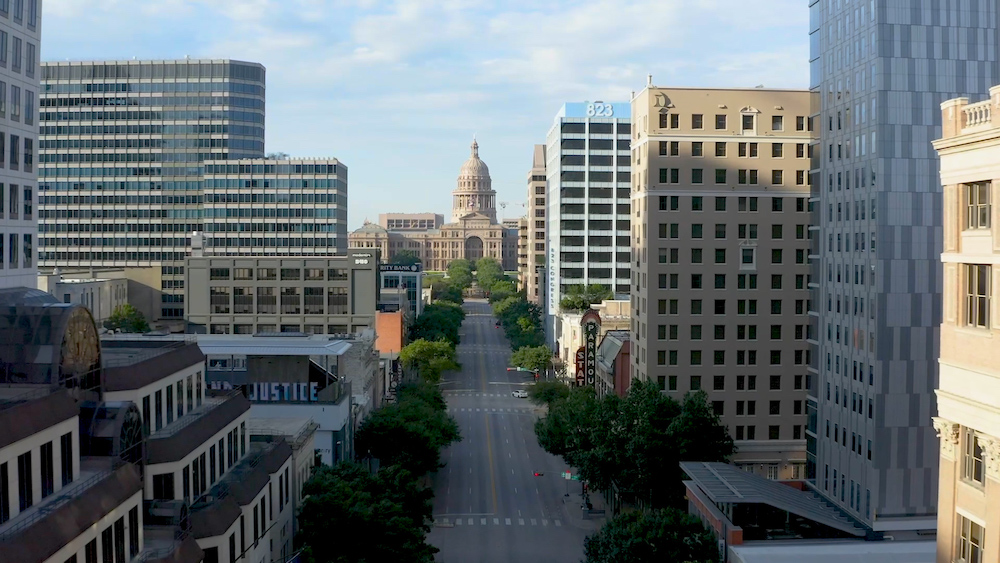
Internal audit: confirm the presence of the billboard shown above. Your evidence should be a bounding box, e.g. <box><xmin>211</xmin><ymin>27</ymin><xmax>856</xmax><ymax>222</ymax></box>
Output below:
<box><xmin>582</xmin><ymin>310</ymin><xmax>602</xmax><ymax>387</ymax></box>
<box><xmin>575</xmin><ymin>346</ymin><xmax>586</xmax><ymax>385</ymax></box>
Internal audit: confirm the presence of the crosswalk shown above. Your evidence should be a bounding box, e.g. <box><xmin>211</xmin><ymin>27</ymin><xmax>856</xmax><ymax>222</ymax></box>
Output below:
<box><xmin>433</xmin><ymin>517</ymin><xmax>562</xmax><ymax>528</ymax></box>
<box><xmin>448</xmin><ymin>407</ymin><xmax>533</xmax><ymax>414</ymax></box>
<box><xmin>444</xmin><ymin>392</ymin><xmax>525</xmax><ymax>398</ymax></box>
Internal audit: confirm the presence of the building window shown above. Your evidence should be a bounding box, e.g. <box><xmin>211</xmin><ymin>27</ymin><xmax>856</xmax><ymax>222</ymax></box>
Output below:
<box><xmin>692</xmin><ymin>114</ymin><xmax>703</xmax><ymax>129</ymax></box>
<box><xmin>772</xmin><ymin>115</ymin><xmax>783</xmax><ymax>131</ymax></box>
<box><xmin>40</xmin><ymin>441</ymin><xmax>53</xmax><ymax>499</ymax></box>
<box><xmin>209</xmin><ymin>268</ymin><xmax>230</xmax><ymax>280</ymax></box>
<box><xmin>957</xmin><ymin>515</ymin><xmax>984</xmax><ymax>563</ymax></box>
<box><xmin>60</xmin><ymin>432</ymin><xmax>73</xmax><ymax>486</ymax></box>
<box><xmin>964</xmin><ymin>428</ymin><xmax>985</xmax><ymax>485</ymax></box>
<box><xmin>967</xmin><ymin>265</ymin><xmax>991</xmax><ymax>328</ymax></box>
<box><xmin>742</xmin><ymin>114</ymin><xmax>754</xmax><ymax>130</ymax></box>
<box><xmin>966</xmin><ymin>182</ymin><xmax>991</xmax><ymax>230</ymax></box>
<box><xmin>17</xmin><ymin>452</ymin><xmax>31</xmax><ymax>511</ymax></box>
<box><xmin>0</xmin><ymin>462</ymin><xmax>8</xmax><ymax>523</ymax></box>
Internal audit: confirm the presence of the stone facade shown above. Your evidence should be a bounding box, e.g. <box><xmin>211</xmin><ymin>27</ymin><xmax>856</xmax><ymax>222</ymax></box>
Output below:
<box><xmin>349</xmin><ymin>140</ymin><xmax>518</xmax><ymax>272</ymax></box>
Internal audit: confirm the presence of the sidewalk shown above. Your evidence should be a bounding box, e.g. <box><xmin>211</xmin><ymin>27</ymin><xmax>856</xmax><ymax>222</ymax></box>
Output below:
<box><xmin>561</xmin><ymin>489</ymin><xmax>608</xmax><ymax>533</ymax></box>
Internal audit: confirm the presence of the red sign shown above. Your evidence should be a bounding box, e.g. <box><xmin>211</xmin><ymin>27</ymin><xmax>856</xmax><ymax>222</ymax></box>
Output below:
<box><xmin>575</xmin><ymin>347</ymin><xmax>586</xmax><ymax>383</ymax></box>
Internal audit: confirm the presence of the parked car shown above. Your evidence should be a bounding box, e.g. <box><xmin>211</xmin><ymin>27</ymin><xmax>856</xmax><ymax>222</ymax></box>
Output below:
<box><xmin>512</xmin><ymin>389</ymin><xmax>529</xmax><ymax>398</ymax></box>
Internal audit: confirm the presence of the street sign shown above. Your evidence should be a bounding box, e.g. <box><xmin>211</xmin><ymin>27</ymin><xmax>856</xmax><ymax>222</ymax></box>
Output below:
<box><xmin>571</xmin><ymin>475</ymin><xmax>581</xmax><ymax>481</ymax></box>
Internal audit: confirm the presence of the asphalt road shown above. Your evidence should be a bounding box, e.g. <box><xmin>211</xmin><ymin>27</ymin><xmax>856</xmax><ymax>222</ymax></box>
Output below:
<box><xmin>428</xmin><ymin>299</ymin><xmax>595</xmax><ymax>563</ymax></box>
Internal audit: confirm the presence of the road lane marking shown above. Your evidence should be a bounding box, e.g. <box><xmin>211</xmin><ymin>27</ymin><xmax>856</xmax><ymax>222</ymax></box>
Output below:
<box><xmin>511</xmin><ymin>469</ymin><xmax>514</xmax><ymax>474</ymax></box>
<box><xmin>531</xmin><ymin>519</ymin><xmax>537</xmax><ymax>526</ymax></box>
<box><xmin>542</xmin><ymin>519</ymin><xmax>548</xmax><ymax>526</ymax></box>
<box><xmin>456</xmin><ymin>519</ymin><xmax>462</xmax><ymax>526</ymax></box>
<box><xmin>467</xmin><ymin>518</ymin><xmax>473</xmax><ymax>525</ymax></box>
<box><xmin>514</xmin><ymin>487</ymin><xmax>517</xmax><ymax>494</ymax></box>
<box><xmin>481</xmin><ymin>518</ymin><xmax>486</xmax><ymax>525</ymax></box>
<box><xmin>519</xmin><ymin>518</ymin><xmax>525</xmax><ymax>526</ymax></box>
<box><xmin>505</xmin><ymin>518</ymin><xmax>511</xmax><ymax>526</ymax></box>
<box><xmin>493</xmin><ymin>518</ymin><xmax>499</xmax><ymax>525</ymax></box>
<box><xmin>555</xmin><ymin>520</ymin><xmax>562</xmax><ymax>527</ymax></box>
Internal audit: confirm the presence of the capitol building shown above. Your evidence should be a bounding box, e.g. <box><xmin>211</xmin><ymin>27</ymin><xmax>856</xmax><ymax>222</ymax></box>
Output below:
<box><xmin>349</xmin><ymin>140</ymin><xmax>519</xmax><ymax>272</ymax></box>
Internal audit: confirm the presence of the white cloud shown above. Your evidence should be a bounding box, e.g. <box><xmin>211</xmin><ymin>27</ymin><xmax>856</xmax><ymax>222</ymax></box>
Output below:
<box><xmin>41</xmin><ymin>0</ymin><xmax>810</xmax><ymax>228</ymax></box>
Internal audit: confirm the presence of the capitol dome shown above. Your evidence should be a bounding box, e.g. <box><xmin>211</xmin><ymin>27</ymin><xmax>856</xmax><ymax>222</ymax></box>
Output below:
<box><xmin>452</xmin><ymin>138</ymin><xmax>497</xmax><ymax>223</ymax></box>
<box><xmin>459</xmin><ymin>139</ymin><xmax>491</xmax><ymax>179</ymax></box>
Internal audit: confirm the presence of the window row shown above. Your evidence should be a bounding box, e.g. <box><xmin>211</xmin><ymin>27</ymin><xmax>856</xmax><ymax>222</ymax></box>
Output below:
<box><xmin>658</xmin><ymin>195</ymin><xmax>808</xmax><ymax>213</ymax></box>
<box><xmin>655</xmin><ymin>348</ymin><xmax>804</xmax><ymax>367</ymax></box>
<box><xmin>0</xmin><ymin>231</ymin><xmax>32</xmax><ymax>270</ymax></box>
<box><xmin>656</xmin><ymin>298</ymin><xmax>808</xmax><ymax>317</ymax></box>
<box><xmin>209</xmin><ymin>286</ymin><xmax>349</xmax><ymax>316</ymax></box>
<box><xmin>657</xmin><ymin>112</ymin><xmax>807</xmax><ymax>132</ymax></box>
<box><xmin>208</xmin><ymin>267</ymin><xmax>350</xmax><ymax>282</ymax></box>
<box><xmin>656</xmin><ymin>323</ymin><xmax>810</xmax><ymax>341</ymax></box>
<box><xmin>658</xmin><ymin>222</ymin><xmax>808</xmax><ymax>240</ymax></box>
<box><xmin>656</xmin><ymin>247</ymin><xmax>806</xmax><ymax>266</ymax></box>
<box><xmin>655</xmin><ymin>373</ymin><xmax>805</xmax><ymax>392</ymax></box>
<box><xmin>656</xmin><ymin>167</ymin><xmax>806</xmax><ymax>186</ymax></box>
<box><xmin>208</xmin><ymin>323</ymin><xmax>364</xmax><ymax>335</ymax></box>
<box><xmin>657</xmin><ymin>141</ymin><xmax>808</xmax><ymax>158</ymax></box>
<box><xmin>0</xmin><ymin>432</ymin><xmax>73</xmax><ymax>524</ymax></box>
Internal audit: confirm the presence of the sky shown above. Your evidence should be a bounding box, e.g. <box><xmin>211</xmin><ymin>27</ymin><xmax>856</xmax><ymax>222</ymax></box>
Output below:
<box><xmin>42</xmin><ymin>0</ymin><xmax>809</xmax><ymax>230</ymax></box>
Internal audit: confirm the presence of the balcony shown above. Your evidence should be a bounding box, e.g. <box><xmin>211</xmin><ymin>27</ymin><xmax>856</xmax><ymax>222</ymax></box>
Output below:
<box><xmin>147</xmin><ymin>390</ymin><xmax>250</xmax><ymax>465</ymax></box>
<box><xmin>0</xmin><ymin>459</ymin><xmax>143</xmax><ymax>563</ymax></box>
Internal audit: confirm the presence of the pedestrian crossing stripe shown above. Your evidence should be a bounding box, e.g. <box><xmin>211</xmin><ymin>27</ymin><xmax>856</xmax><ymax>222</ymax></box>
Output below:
<box><xmin>434</xmin><ymin>518</ymin><xmax>561</xmax><ymax>528</ymax></box>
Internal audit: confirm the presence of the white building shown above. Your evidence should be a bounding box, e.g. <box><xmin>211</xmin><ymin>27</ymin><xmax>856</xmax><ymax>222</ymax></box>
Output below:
<box><xmin>544</xmin><ymin>102</ymin><xmax>632</xmax><ymax>344</ymax></box>
<box><xmin>0</xmin><ymin>0</ymin><xmax>41</xmax><ymax>290</ymax></box>
<box><xmin>37</xmin><ymin>270</ymin><xmax>128</xmax><ymax>325</ymax></box>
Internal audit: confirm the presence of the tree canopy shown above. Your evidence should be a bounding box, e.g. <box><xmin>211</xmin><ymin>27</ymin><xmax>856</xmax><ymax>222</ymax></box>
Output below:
<box><xmin>528</xmin><ymin>380</ymin><xmax>571</xmax><ymax>406</ymax></box>
<box><xmin>487</xmin><ymin>280</ymin><xmax>517</xmax><ymax>304</ymax></box>
<box><xmin>510</xmin><ymin>345</ymin><xmax>553</xmax><ymax>375</ymax></box>
<box><xmin>534</xmin><ymin>380</ymin><xmax>734</xmax><ymax>509</ymax></box>
<box><xmin>391</xmin><ymin>249</ymin><xmax>422</xmax><ymax>266</ymax></box>
<box><xmin>583</xmin><ymin>508</ymin><xmax>718</xmax><ymax>563</ymax></box>
<box><xmin>431</xmin><ymin>281</ymin><xmax>464</xmax><ymax>305</ymax></box>
<box><xmin>104</xmin><ymin>304</ymin><xmax>150</xmax><ymax>333</ymax></box>
<box><xmin>296</xmin><ymin>462</ymin><xmax>437</xmax><ymax>563</ymax></box>
<box><xmin>560</xmin><ymin>284</ymin><xmax>614</xmax><ymax>312</ymax></box>
<box><xmin>475</xmin><ymin>257</ymin><xmax>503</xmax><ymax>290</ymax></box>
<box><xmin>355</xmin><ymin>383</ymin><xmax>461</xmax><ymax>476</ymax></box>
<box><xmin>492</xmin><ymin>295</ymin><xmax>544</xmax><ymax>350</ymax></box>
<box><xmin>410</xmin><ymin>302</ymin><xmax>465</xmax><ymax>346</ymax></box>
<box><xmin>446</xmin><ymin>259</ymin><xmax>474</xmax><ymax>289</ymax></box>
<box><xmin>398</xmin><ymin>339</ymin><xmax>460</xmax><ymax>384</ymax></box>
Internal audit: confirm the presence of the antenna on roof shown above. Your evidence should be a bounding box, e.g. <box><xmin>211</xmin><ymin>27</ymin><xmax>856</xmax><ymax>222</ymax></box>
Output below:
<box><xmin>647</xmin><ymin>74</ymin><xmax>653</xmax><ymax>86</ymax></box>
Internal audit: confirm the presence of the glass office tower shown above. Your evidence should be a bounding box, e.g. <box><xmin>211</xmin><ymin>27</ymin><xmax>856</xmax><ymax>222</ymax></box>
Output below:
<box><xmin>807</xmin><ymin>0</ymin><xmax>1000</xmax><ymax>531</ymax></box>
<box><xmin>37</xmin><ymin>60</ymin><xmax>266</xmax><ymax>319</ymax></box>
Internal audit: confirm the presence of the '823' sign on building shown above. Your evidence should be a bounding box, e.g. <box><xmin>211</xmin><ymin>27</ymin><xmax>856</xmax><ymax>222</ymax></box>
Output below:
<box><xmin>581</xmin><ymin>310</ymin><xmax>602</xmax><ymax>386</ymax></box>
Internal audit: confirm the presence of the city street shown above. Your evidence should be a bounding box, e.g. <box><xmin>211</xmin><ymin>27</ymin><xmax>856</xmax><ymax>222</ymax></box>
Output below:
<box><xmin>428</xmin><ymin>299</ymin><xmax>598</xmax><ymax>563</ymax></box>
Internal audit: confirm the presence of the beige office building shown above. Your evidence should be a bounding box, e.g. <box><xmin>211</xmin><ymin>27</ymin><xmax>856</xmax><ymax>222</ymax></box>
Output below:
<box><xmin>349</xmin><ymin>140</ymin><xmax>518</xmax><ymax>272</ymax></box>
<box><xmin>520</xmin><ymin>145</ymin><xmax>547</xmax><ymax>303</ymax></box>
<box><xmin>931</xmin><ymin>90</ymin><xmax>1000</xmax><ymax>563</ymax></box>
<box><xmin>630</xmin><ymin>86</ymin><xmax>813</xmax><ymax>479</ymax></box>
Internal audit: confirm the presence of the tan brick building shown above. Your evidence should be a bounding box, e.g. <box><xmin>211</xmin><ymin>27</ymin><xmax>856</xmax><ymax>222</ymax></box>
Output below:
<box><xmin>931</xmin><ymin>88</ymin><xmax>1000</xmax><ymax>563</ymax></box>
<box><xmin>630</xmin><ymin>85</ymin><xmax>813</xmax><ymax>480</ymax></box>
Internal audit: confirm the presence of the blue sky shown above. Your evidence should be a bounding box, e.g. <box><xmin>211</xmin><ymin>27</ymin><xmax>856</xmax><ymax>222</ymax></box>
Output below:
<box><xmin>42</xmin><ymin>0</ymin><xmax>808</xmax><ymax>229</ymax></box>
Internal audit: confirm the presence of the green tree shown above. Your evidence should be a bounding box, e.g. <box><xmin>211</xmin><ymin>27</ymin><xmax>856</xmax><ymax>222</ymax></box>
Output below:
<box><xmin>528</xmin><ymin>380</ymin><xmax>571</xmax><ymax>406</ymax></box>
<box><xmin>410</xmin><ymin>302</ymin><xmax>465</xmax><ymax>346</ymax></box>
<box><xmin>104</xmin><ymin>304</ymin><xmax>150</xmax><ymax>333</ymax></box>
<box><xmin>296</xmin><ymin>461</ymin><xmax>437</xmax><ymax>563</ymax></box>
<box><xmin>398</xmin><ymin>339</ymin><xmax>460</xmax><ymax>383</ymax></box>
<box><xmin>492</xmin><ymin>295</ymin><xmax>545</xmax><ymax>350</ymax></box>
<box><xmin>475</xmin><ymin>257</ymin><xmax>503</xmax><ymax>290</ymax></box>
<box><xmin>534</xmin><ymin>380</ymin><xmax>734</xmax><ymax>509</ymax></box>
<box><xmin>432</xmin><ymin>281</ymin><xmax>464</xmax><ymax>304</ymax></box>
<box><xmin>391</xmin><ymin>249</ymin><xmax>422</xmax><ymax>266</ymax></box>
<box><xmin>446</xmin><ymin>259</ymin><xmax>474</xmax><ymax>289</ymax></box>
<box><xmin>583</xmin><ymin>508</ymin><xmax>718</xmax><ymax>563</ymax></box>
<box><xmin>355</xmin><ymin>383</ymin><xmax>461</xmax><ymax>476</ymax></box>
<box><xmin>488</xmin><ymin>280</ymin><xmax>517</xmax><ymax>304</ymax></box>
<box><xmin>510</xmin><ymin>345</ymin><xmax>553</xmax><ymax>374</ymax></box>
<box><xmin>560</xmin><ymin>284</ymin><xmax>614</xmax><ymax>312</ymax></box>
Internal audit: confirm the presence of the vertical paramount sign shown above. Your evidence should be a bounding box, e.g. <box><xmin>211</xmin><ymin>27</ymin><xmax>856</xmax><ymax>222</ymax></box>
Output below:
<box><xmin>581</xmin><ymin>310</ymin><xmax>602</xmax><ymax>387</ymax></box>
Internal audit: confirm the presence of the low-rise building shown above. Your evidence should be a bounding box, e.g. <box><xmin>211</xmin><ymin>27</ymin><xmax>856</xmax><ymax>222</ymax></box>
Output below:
<box><xmin>595</xmin><ymin>330</ymin><xmax>631</xmax><ymax>398</ymax></box>
<box><xmin>37</xmin><ymin>270</ymin><xmax>129</xmax><ymax>326</ymax></box>
<box><xmin>379</xmin><ymin>262</ymin><xmax>424</xmax><ymax>317</ymax></box>
<box><xmin>184</xmin><ymin>252</ymin><xmax>379</xmax><ymax>335</ymax></box>
<box><xmin>554</xmin><ymin>299</ymin><xmax>631</xmax><ymax>366</ymax></box>
<box><xmin>249</xmin><ymin>418</ymin><xmax>318</xmax><ymax>542</ymax></box>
